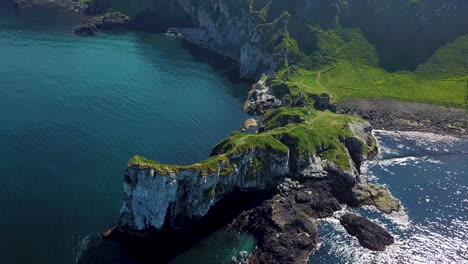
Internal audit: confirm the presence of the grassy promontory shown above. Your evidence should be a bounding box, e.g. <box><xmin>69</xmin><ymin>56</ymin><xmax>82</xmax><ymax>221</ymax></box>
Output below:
<box><xmin>129</xmin><ymin>106</ymin><xmax>371</xmax><ymax>174</ymax></box>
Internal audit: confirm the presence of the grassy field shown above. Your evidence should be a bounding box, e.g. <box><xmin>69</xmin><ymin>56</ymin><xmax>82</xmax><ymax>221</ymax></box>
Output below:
<box><xmin>286</xmin><ymin>62</ymin><xmax>467</xmax><ymax>107</ymax></box>
<box><xmin>283</xmin><ymin>34</ymin><xmax>468</xmax><ymax>108</ymax></box>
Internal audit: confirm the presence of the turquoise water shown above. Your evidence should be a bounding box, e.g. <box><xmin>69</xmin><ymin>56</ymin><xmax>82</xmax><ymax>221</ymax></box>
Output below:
<box><xmin>0</xmin><ymin>3</ymin><xmax>251</xmax><ymax>264</ymax></box>
<box><xmin>311</xmin><ymin>131</ymin><xmax>468</xmax><ymax>263</ymax></box>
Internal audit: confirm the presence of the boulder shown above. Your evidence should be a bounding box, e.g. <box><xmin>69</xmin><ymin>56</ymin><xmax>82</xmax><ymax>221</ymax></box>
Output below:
<box><xmin>240</xmin><ymin>118</ymin><xmax>259</xmax><ymax>132</ymax></box>
<box><xmin>340</xmin><ymin>213</ymin><xmax>394</xmax><ymax>251</ymax></box>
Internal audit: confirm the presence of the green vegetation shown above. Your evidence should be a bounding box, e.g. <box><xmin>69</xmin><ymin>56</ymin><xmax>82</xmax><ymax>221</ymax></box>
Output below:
<box><xmin>211</xmin><ymin>131</ymin><xmax>289</xmax><ymax>156</ymax></box>
<box><xmin>262</xmin><ymin>107</ymin><xmax>308</xmax><ymax>131</ymax></box>
<box><xmin>246</xmin><ymin>155</ymin><xmax>264</xmax><ymax>177</ymax></box>
<box><xmin>284</xmin><ymin>60</ymin><xmax>467</xmax><ymax>107</ymax></box>
<box><xmin>277</xmin><ymin>32</ymin><xmax>468</xmax><ymax>108</ymax></box>
<box><xmin>122</xmin><ymin>0</ymin><xmax>467</xmax><ymax>177</ymax></box>
<box><xmin>245</xmin><ymin>1</ymin><xmax>468</xmax><ymax>108</ymax></box>
<box><xmin>129</xmin><ymin>106</ymin><xmax>368</xmax><ymax>173</ymax></box>
<box><xmin>207</xmin><ymin>185</ymin><xmax>216</xmax><ymax>196</ymax></box>
<box><xmin>128</xmin><ymin>155</ymin><xmax>229</xmax><ymax>175</ymax></box>
<box><xmin>267</xmin><ymin>108</ymin><xmax>363</xmax><ymax>170</ymax></box>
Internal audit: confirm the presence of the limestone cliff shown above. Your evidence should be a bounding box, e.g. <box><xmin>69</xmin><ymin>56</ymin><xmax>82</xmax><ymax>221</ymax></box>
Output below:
<box><xmin>120</xmin><ymin>148</ymin><xmax>289</xmax><ymax>230</ymax></box>
<box><xmin>117</xmin><ymin>106</ymin><xmax>391</xmax><ymax>232</ymax></box>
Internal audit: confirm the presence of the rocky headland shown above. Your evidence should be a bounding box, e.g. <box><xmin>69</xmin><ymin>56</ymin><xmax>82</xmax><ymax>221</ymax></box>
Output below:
<box><xmin>12</xmin><ymin>0</ymin><xmax>467</xmax><ymax>263</ymax></box>
<box><xmin>101</xmin><ymin>77</ymin><xmax>400</xmax><ymax>262</ymax></box>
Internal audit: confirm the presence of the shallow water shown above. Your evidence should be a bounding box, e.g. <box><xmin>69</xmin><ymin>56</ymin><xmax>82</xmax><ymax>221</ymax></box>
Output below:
<box><xmin>311</xmin><ymin>131</ymin><xmax>468</xmax><ymax>263</ymax></box>
<box><xmin>0</xmin><ymin>3</ymin><xmax>251</xmax><ymax>264</ymax></box>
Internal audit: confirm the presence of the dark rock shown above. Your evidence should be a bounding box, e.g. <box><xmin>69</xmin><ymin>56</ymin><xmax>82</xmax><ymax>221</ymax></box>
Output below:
<box><xmin>353</xmin><ymin>183</ymin><xmax>401</xmax><ymax>213</ymax></box>
<box><xmin>235</xmin><ymin>199</ymin><xmax>320</xmax><ymax>264</ymax></box>
<box><xmin>96</xmin><ymin>12</ymin><xmax>129</xmax><ymax>30</ymax></box>
<box><xmin>338</xmin><ymin>98</ymin><xmax>468</xmax><ymax>137</ymax></box>
<box><xmin>345</xmin><ymin>137</ymin><xmax>365</xmax><ymax>173</ymax></box>
<box><xmin>310</xmin><ymin>93</ymin><xmax>336</xmax><ymax>112</ymax></box>
<box><xmin>291</xmin><ymin>93</ymin><xmax>308</xmax><ymax>107</ymax></box>
<box><xmin>74</xmin><ymin>24</ymin><xmax>99</xmax><ymax>36</ymax></box>
<box><xmin>234</xmin><ymin>179</ymin><xmax>342</xmax><ymax>263</ymax></box>
<box><xmin>75</xmin><ymin>12</ymin><xmax>129</xmax><ymax>36</ymax></box>
<box><xmin>244</xmin><ymin>81</ymin><xmax>282</xmax><ymax>115</ymax></box>
<box><xmin>340</xmin><ymin>213</ymin><xmax>394</xmax><ymax>251</ymax></box>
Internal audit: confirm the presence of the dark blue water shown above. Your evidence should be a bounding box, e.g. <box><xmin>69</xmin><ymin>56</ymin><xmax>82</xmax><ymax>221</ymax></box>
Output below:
<box><xmin>311</xmin><ymin>131</ymin><xmax>468</xmax><ymax>263</ymax></box>
<box><xmin>0</xmin><ymin>3</ymin><xmax>251</xmax><ymax>264</ymax></box>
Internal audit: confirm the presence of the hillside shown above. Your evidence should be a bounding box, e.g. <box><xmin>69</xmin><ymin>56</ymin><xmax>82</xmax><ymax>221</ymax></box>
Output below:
<box><xmin>73</xmin><ymin>0</ymin><xmax>468</xmax><ymax>108</ymax></box>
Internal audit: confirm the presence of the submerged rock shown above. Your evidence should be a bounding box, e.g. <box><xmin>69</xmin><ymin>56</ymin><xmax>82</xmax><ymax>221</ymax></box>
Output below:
<box><xmin>74</xmin><ymin>24</ymin><xmax>99</xmax><ymax>36</ymax></box>
<box><xmin>340</xmin><ymin>213</ymin><xmax>394</xmax><ymax>251</ymax></box>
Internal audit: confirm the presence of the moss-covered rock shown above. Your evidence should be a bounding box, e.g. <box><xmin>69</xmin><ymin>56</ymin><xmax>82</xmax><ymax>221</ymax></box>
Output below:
<box><xmin>353</xmin><ymin>183</ymin><xmax>401</xmax><ymax>213</ymax></box>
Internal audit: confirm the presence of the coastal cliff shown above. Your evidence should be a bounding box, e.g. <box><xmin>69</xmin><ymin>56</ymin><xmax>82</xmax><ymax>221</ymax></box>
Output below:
<box><xmin>110</xmin><ymin>94</ymin><xmax>399</xmax><ymax>261</ymax></box>
<box><xmin>12</xmin><ymin>0</ymin><xmax>465</xmax><ymax>262</ymax></box>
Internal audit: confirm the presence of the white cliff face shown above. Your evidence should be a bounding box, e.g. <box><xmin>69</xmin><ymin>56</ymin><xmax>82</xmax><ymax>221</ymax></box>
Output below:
<box><xmin>118</xmin><ymin>116</ymin><xmax>376</xmax><ymax>231</ymax></box>
<box><xmin>119</xmin><ymin>150</ymin><xmax>290</xmax><ymax>230</ymax></box>
<box><xmin>172</xmin><ymin>0</ymin><xmax>276</xmax><ymax>79</ymax></box>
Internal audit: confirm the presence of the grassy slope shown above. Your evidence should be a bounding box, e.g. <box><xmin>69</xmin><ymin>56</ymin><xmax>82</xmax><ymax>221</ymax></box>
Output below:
<box><xmin>284</xmin><ymin>32</ymin><xmax>468</xmax><ymax>107</ymax></box>
<box><xmin>129</xmin><ymin>107</ymin><xmax>367</xmax><ymax>173</ymax></box>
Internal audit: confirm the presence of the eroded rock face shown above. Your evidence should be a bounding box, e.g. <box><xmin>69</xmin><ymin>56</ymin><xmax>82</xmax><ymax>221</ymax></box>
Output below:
<box><xmin>119</xmin><ymin>150</ymin><xmax>290</xmax><ymax>230</ymax></box>
<box><xmin>244</xmin><ymin>80</ymin><xmax>282</xmax><ymax>115</ymax></box>
<box><xmin>167</xmin><ymin>0</ymin><xmax>281</xmax><ymax>79</ymax></box>
<box><xmin>340</xmin><ymin>213</ymin><xmax>394</xmax><ymax>251</ymax></box>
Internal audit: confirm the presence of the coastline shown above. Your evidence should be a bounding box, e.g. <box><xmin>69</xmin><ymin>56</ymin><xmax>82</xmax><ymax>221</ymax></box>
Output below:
<box><xmin>10</xmin><ymin>1</ymin><xmax>468</xmax><ymax>263</ymax></box>
<box><xmin>338</xmin><ymin>98</ymin><xmax>468</xmax><ymax>138</ymax></box>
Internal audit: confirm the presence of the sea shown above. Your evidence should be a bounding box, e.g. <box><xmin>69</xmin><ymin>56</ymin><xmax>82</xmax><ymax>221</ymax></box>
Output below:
<box><xmin>1</xmin><ymin>2</ymin><xmax>467</xmax><ymax>264</ymax></box>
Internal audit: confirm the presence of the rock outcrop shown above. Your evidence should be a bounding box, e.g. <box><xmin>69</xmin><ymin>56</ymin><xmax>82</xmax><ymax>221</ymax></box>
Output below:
<box><xmin>74</xmin><ymin>23</ymin><xmax>99</xmax><ymax>36</ymax></box>
<box><xmin>244</xmin><ymin>79</ymin><xmax>282</xmax><ymax>115</ymax></box>
<box><xmin>119</xmin><ymin>147</ymin><xmax>290</xmax><ymax>231</ymax></box>
<box><xmin>103</xmin><ymin>95</ymin><xmax>402</xmax><ymax>263</ymax></box>
<box><xmin>111</xmin><ymin>106</ymin><xmax>400</xmax><ymax>248</ymax></box>
<box><xmin>234</xmin><ymin>179</ymin><xmax>343</xmax><ymax>264</ymax></box>
<box><xmin>340</xmin><ymin>213</ymin><xmax>394</xmax><ymax>251</ymax></box>
<box><xmin>75</xmin><ymin>12</ymin><xmax>129</xmax><ymax>36</ymax></box>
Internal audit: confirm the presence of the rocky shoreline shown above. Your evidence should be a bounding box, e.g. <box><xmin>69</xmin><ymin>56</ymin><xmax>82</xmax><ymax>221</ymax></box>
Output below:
<box><xmin>11</xmin><ymin>1</ymin><xmax>465</xmax><ymax>263</ymax></box>
<box><xmin>338</xmin><ymin>98</ymin><xmax>468</xmax><ymax>137</ymax></box>
<box><xmin>101</xmin><ymin>96</ymin><xmax>401</xmax><ymax>263</ymax></box>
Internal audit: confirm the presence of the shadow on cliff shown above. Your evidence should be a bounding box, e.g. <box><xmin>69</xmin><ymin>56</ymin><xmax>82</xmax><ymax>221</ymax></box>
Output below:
<box><xmin>77</xmin><ymin>189</ymin><xmax>272</xmax><ymax>264</ymax></box>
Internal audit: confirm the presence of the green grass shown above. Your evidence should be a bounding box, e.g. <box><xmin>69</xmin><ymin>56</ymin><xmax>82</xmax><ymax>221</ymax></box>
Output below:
<box><xmin>128</xmin><ymin>155</ymin><xmax>229</xmax><ymax>175</ymax></box>
<box><xmin>267</xmin><ymin>109</ymin><xmax>364</xmax><ymax>170</ymax></box>
<box><xmin>129</xmin><ymin>107</ymin><xmax>369</xmax><ymax>173</ymax></box>
<box><xmin>285</xmin><ymin>61</ymin><xmax>467</xmax><ymax>107</ymax></box>
<box><xmin>417</xmin><ymin>36</ymin><xmax>468</xmax><ymax>79</ymax></box>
